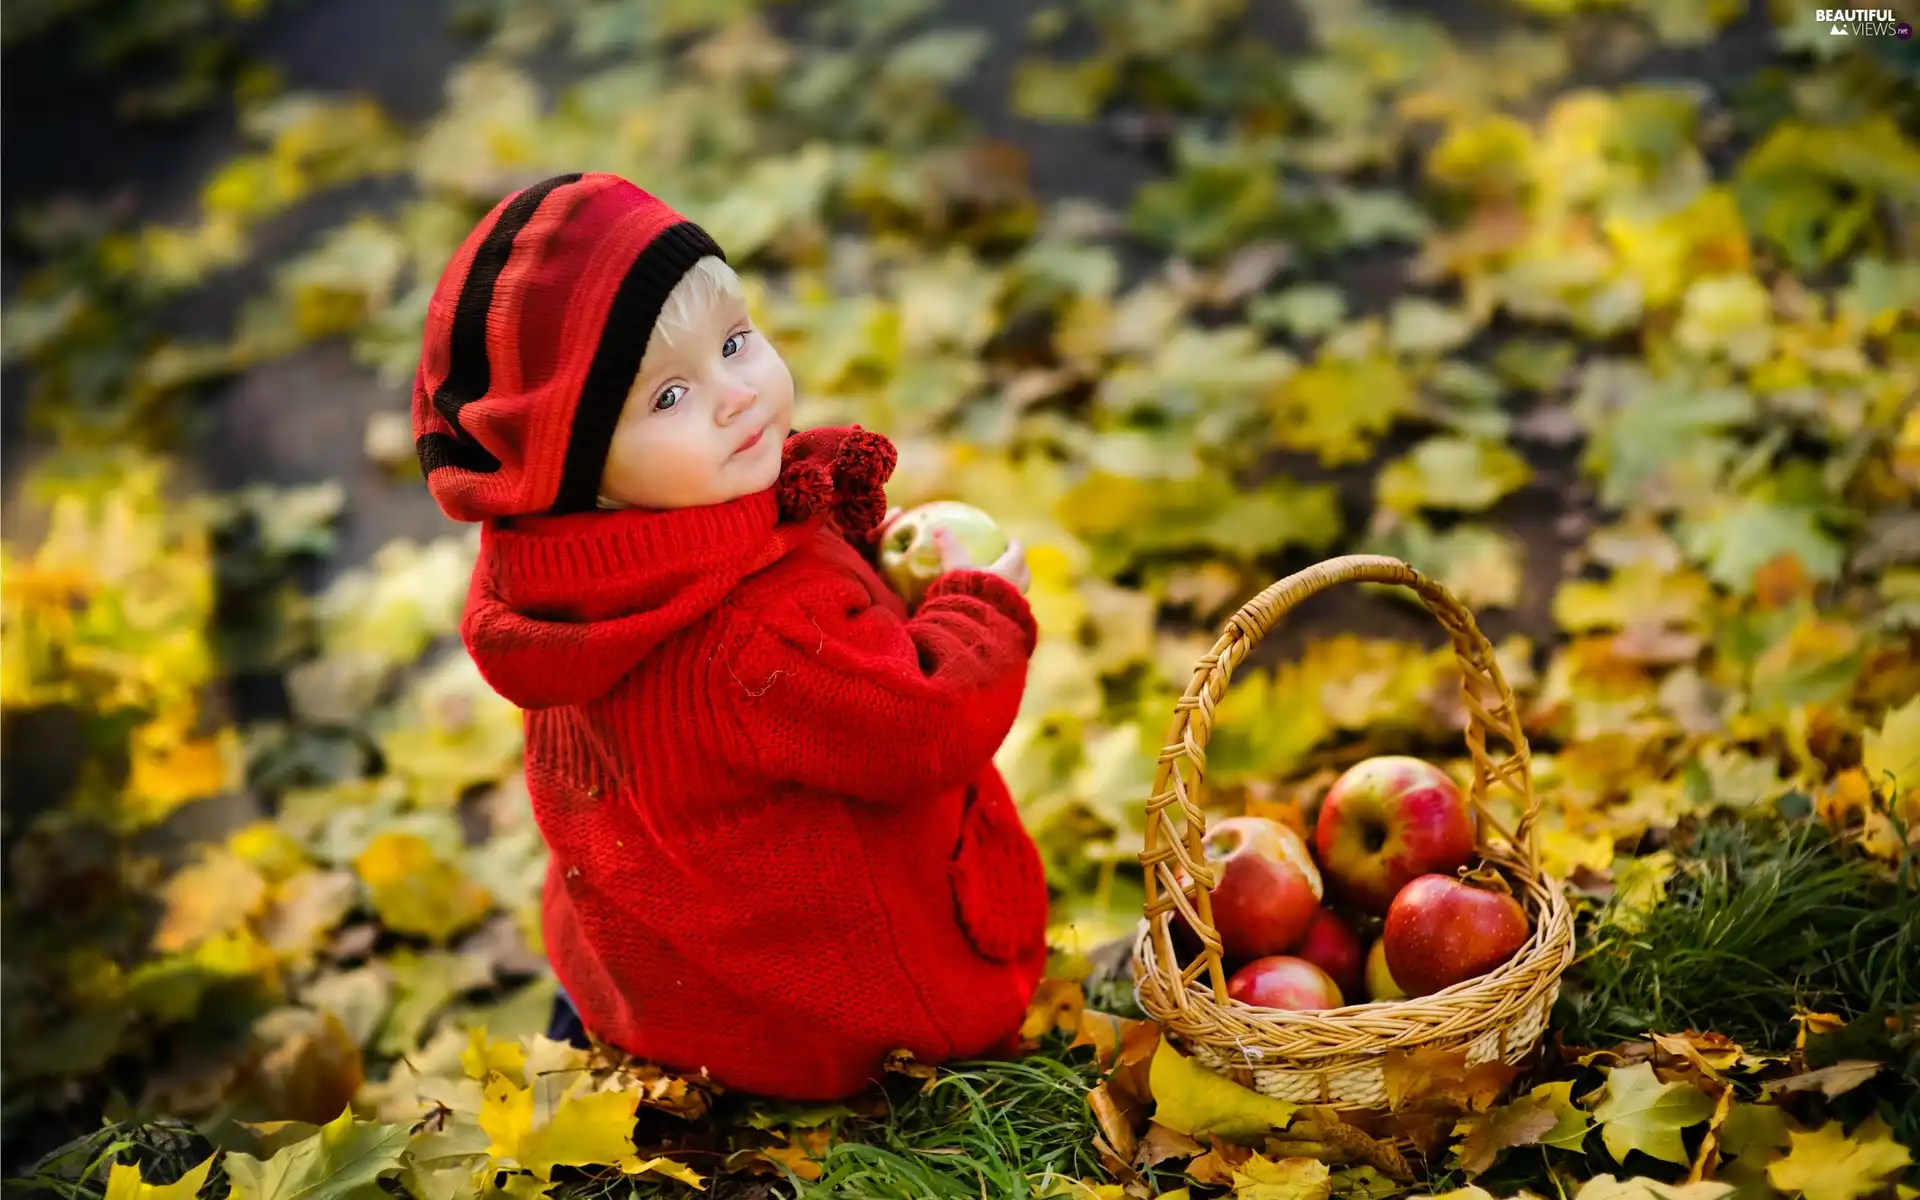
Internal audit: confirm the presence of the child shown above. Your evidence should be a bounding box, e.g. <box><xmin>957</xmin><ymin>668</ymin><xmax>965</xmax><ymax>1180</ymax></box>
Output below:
<box><xmin>411</xmin><ymin>173</ymin><xmax>1051</xmax><ymax>1100</ymax></box>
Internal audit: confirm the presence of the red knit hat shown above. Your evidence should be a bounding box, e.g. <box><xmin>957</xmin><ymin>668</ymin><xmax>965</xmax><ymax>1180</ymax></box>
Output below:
<box><xmin>411</xmin><ymin>173</ymin><xmax>726</xmax><ymax>521</ymax></box>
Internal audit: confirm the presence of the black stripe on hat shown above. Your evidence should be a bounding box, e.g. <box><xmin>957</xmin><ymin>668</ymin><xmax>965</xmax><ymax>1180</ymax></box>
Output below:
<box><xmin>420</xmin><ymin>172</ymin><xmax>584</xmax><ymax>478</ymax></box>
<box><xmin>549</xmin><ymin>220</ymin><xmax>726</xmax><ymax>514</ymax></box>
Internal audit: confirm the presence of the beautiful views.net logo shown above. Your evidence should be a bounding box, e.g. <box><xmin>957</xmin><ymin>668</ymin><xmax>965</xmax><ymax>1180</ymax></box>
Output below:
<box><xmin>1814</xmin><ymin>7</ymin><xmax>1914</xmax><ymax>36</ymax></box>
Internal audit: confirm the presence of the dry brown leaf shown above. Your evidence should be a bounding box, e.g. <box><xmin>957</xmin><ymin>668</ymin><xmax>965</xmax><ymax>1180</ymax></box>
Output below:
<box><xmin>1022</xmin><ymin>977</ymin><xmax>1087</xmax><ymax>1041</ymax></box>
<box><xmin>1762</xmin><ymin>1061</ymin><xmax>1882</xmax><ymax>1099</ymax></box>
<box><xmin>1269</xmin><ymin>1109</ymin><xmax>1414</xmax><ymax>1180</ymax></box>
<box><xmin>1382</xmin><ymin>1048</ymin><xmax>1519</xmax><ymax>1114</ymax></box>
<box><xmin>1453</xmin><ymin>1095</ymin><xmax>1560</xmax><ymax>1176</ymax></box>
<box><xmin>1687</xmin><ymin>1079</ymin><xmax>1737</xmax><ymax>1183</ymax></box>
<box><xmin>1092</xmin><ymin>1081</ymin><xmax>1144</xmax><ymax>1166</ymax></box>
<box><xmin>1137</xmin><ymin>1122</ymin><xmax>1206</xmax><ymax>1169</ymax></box>
<box><xmin>1188</xmin><ymin>1140</ymin><xmax>1256</xmax><ymax>1187</ymax></box>
<box><xmin>1651</xmin><ymin>1032</ymin><xmax>1744</xmax><ymax>1083</ymax></box>
<box><xmin>881</xmin><ymin>1048</ymin><xmax>938</xmax><ymax>1091</ymax></box>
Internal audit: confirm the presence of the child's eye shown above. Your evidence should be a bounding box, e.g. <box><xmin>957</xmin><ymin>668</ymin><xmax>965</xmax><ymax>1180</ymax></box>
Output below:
<box><xmin>653</xmin><ymin>384</ymin><xmax>685</xmax><ymax>412</ymax></box>
<box><xmin>722</xmin><ymin>331</ymin><xmax>748</xmax><ymax>358</ymax></box>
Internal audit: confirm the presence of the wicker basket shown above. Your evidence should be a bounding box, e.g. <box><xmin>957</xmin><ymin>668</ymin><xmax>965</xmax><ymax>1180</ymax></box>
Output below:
<box><xmin>1131</xmin><ymin>554</ymin><xmax>1575</xmax><ymax>1111</ymax></box>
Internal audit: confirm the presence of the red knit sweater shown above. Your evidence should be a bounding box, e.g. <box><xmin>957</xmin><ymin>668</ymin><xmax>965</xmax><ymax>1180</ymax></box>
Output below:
<box><xmin>460</xmin><ymin>426</ymin><xmax>1050</xmax><ymax>1099</ymax></box>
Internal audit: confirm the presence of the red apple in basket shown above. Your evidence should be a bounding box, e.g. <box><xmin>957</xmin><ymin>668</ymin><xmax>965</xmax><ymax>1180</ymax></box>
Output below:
<box><xmin>878</xmin><ymin>501</ymin><xmax>1008</xmax><ymax>608</ymax></box>
<box><xmin>1314</xmin><ymin>756</ymin><xmax>1475</xmax><ymax>914</ymax></box>
<box><xmin>1292</xmin><ymin>909</ymin><xmax>1365</xmax><ymax>1000</ymax></box>
<box><xmin>1383</xmin><ymin>873</ymin><xmax>1529</xmax><ymax>997</ymax></box>
<box><xmin>1175</xmin><ymin>817</ymin><xmax>1323</xmax><ymax>962</ymax></box>
<box><xmin>1228</xmin><ymin>955</ymin><xmax>1345</xmax><ymax>1011</ymax></box>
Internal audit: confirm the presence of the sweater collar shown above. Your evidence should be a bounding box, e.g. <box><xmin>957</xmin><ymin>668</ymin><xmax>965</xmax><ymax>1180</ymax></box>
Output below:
<box><xmin>460</xmin><ymin>426</ymin><xmax>897</xmax><ymax>710</ymax></box>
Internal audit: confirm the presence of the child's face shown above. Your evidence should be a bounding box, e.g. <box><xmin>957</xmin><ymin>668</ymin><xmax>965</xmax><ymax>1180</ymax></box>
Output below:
<box><xmin>597</xmin><ymin>288</ymin><xmax>795</xmax><ymax>510</ymax></box>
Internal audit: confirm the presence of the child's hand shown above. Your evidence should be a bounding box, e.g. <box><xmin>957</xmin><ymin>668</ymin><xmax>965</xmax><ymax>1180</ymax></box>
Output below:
<box><xmin>934</xmin><ymin>527</ymin><xmax>1031</xmax><ymax>595</ymax></box>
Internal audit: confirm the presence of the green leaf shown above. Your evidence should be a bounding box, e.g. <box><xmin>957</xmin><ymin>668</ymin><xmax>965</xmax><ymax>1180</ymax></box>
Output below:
<box><xmin>223</xmin><ymin>1107</ymin><xmax>410</xmax><ymax>1200</ymax></box>
<box><xmin>1678</xmin><ymin>472</ymin><xmax>1847</xmax><ymax>595</ymax></box>
<box><xmin>1588</xmin><ymin>1061</ymin><xmax>1716</xmax><ymax>1166</ymax></box>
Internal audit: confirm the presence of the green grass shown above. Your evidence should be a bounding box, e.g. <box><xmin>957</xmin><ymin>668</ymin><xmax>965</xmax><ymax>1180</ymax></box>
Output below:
<box><xmin>1557</xmin><ymin>807</ymin><xmax>1920</xmax><ymax>1154</ymax></box>
<box><xmin>1558</xmin><ymin>808</ymin><xmax>1919</xmax><ymax>1051</ymax></box>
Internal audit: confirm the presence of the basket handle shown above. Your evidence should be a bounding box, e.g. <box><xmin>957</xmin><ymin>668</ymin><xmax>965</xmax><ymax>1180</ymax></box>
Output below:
<box><xmin>1138</xmin><ymin>554</ymin><xmax>1539</xmax><ymax>1005</ymax></box>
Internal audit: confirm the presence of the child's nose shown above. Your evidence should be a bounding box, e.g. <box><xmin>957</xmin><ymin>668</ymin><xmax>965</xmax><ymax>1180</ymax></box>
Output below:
<box><xmin>717</xmin><ymin>381</ymin><xmax>757</xmax><ymax>419</ymax></box>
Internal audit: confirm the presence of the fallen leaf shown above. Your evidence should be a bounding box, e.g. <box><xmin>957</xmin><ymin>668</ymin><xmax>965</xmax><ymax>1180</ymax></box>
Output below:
<box><xmin>1188</xmin><ymin>1140</ymin><xmax>1256</xmax><ymax>1187</ymax></box>
<box><xmin>223</xmin><ymin>1106</ymin><xmax>410</xmax><ymax>1200</ymax></box>
<box><xmin>1762</xmin><ymin>1061</ymin><xmax>1882</xmax><ymax>1100</ymax></box>
<box><xmin>1718</xmin><ymin>1103</ymin><xmax>1792</xmax><ymax>1164</ymax></box>
<box><xmin>1766</xmin><ymin>1116</ymin><xmax>1913</xmax><ymax>1200</ymax></box>
<box><xmin>1231</xmin><ymin>1154</ymin><xmax>1332</xmax><ymax>1200</ymax></box>
<box><xmin>1652</xmin><ymin>1032</ymin><xmax>1746</xmax><ymax>1083</ymax></box>
<box><xmin>1137</xmin><ymin>1122</ymin><xmax>1206</xmax><ymax>1168</ymax></box>
<box><xmin>1572</xmin><ymin>1176</ymin><xmax>1735</xmax><ymax>1200</ymax></box>
<box><xmin>1454</xmin><ymin>1093</ymin><xmax>1561</xmax><ymax>1175</ymax></box>
<box><xmin>1023</xmin><ymin>977</ymin><xmax>1087</xmax><ymax>1041</ymax></box>
<box><xmin>1091</xmin><ymin>1080</ymin><xmax>1142</xmax><ymax>1168</ymax></box>
<box><xmin>1862</xmin><ymin>695</ymin><xmax>1920</xmax><ymax>799</ymax></box>
<box><xmin>153</xmin><ymin>850</ymin><xmax>269</xmax><ymax>954</ymax></box>
<box><xmin>354</xmin><ymin>832</ymin><xmax>494</xmax><ymax>944</ymax></box>
<box><xmin>758</xmin><ymin>1128</ymin><xmax>833</xmax><ymax>1182</ymax></box>
<box><xmin>1383</xmin><ymin>1047</ymin><xmax>1518</xmax><ymax>1114</ymax></box>
<box><xmin>480</xmin><ymin>1070</ymin><xmax>648</xmax><ymax>1183</ymax></box>
<box><xmin>1590</xmin><ymin>1061</ymin><xmax>1717</xmax><ymax>1166</ymax></box>
<box><xmin>103</xmin><ymin>1154</ymin><xmax>218</xmax><ymax>1200</ymax></box>
<box><xmin>1149</xmin><ymin>1040</ymin><xmax>1299</xmax><ymax>1141</ymax></box>
<box><xmin>1530</xmin><ymin>1081</ymin><xmax>1597</xmax><ymax>1151</ymax></box>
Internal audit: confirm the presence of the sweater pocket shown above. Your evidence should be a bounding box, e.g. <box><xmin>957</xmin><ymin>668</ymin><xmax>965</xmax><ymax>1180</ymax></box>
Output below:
<box><xmin>947</xmin><ymin>780</ymin><xmax>1050</xmax><ymax>963</ymax></box>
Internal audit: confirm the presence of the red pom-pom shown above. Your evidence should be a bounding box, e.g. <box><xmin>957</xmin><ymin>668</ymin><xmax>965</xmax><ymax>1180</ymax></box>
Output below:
<box><xmin>775</xmin><ymin>426</ymin><xmax>897</xmax><ymax>533</ymax></box>
<box><xmin>828</xmin><ymin>428</ymin><xmax>896</xmax><ymax>538</ymax></box>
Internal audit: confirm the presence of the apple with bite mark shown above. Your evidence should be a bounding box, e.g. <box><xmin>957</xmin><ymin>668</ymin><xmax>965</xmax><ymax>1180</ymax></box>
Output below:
<box><xmin>1292</xmin><ymin>909</ymin><xmax>1365</xmax><ymax>999</ymax></box>
<box><xmin>1364</xmin><ymin>938</ymin><xmax>1405</xmax><ymax>1001</ymax></box>
<box><xmin>1314</xmin><ymin>756</ymin><xmax>1476</xmax><ymax>914</ymax></box>
<box><xmin>1228</xmin><ymin>955</ymin><xmax>1345</xmax><ymax>1011</ymax></box>
<box><xmin>878</xmin><ymin>501</ymin><xmax>1008</xmax><ymax>608</ymax></box>
<box><xmin>1382</xmin><ymin>873</ymin><xmax>1530</xmax><ymax>997</ymax></box>
<box><xmin>1175</xmin><ymin>817</ymin><xmax>1323</xmax><ymax>962</ymax></box>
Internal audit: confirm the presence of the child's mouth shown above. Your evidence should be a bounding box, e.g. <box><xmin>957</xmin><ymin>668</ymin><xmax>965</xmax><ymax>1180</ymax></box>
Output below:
<box><xmin>734</xmin><ymin>427</ymin><xmax>765</xmax><ymax>455</ymax></box>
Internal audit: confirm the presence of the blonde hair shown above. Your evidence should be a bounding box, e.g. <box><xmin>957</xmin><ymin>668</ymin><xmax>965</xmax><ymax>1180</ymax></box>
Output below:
<box><xmin>653</xmin><ymin>254</ymin><xmax>746</xmax><ymax>351</ymax></box>
<box><xmin>596</xmin><ymin>255</ymin><xmax>749</xmax><ymax>510</ymax></box>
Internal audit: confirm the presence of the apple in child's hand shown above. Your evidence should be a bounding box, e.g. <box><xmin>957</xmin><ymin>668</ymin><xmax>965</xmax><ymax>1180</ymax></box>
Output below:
<box><xmin>1364</xmin><ymin>938</ymin><xmax>1405</xmax><ymax>1001</ymax></box>
<box><xmin>1228</xmin><ymin>955</ymin><xmax>1345</xmax><ymax>1011</ymax></box>
<box><xmin>1382</xmin><ymin>873</ymin><xmax>1530</xmax><ymax>997</ymax></box>
<box><xmin>878</xmin><ymin>501</ymin><xmax>1008</xmax><ymax>608</ymax></box>
<box><xmin>1176</xmin><ymin>817</ymin><xmax>1323</xmax><ymax>961</ymax></box>
<box><xmin>1314</xmin><ymin>756</ymin><xmax>1476</xmax><ymax>914</ymax></box>
<box><xmin>1292</xmin><ymin>909</ymin><xmax>1364</xmax><ymax>1000</ymax></box>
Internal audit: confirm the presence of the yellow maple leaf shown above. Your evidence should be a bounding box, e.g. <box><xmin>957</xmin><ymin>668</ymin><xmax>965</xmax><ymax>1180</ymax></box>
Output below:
<box><xmin>462</xmin><ymin>1025</ymin><xmax>528</xmax><ymax>1084</ymax></box>
<box><xmin>1862</xmin><ymin>696</ymin><xmax>1920</xmax><ymax>801</ymax></box>
<box><xmin>102</xmin><ymin>1154</ymin><xmax>217</xmax><ymax>1200</ymax></box>
<box><xmin>481</xmin><ymin>1071</ymin><xmax>651</xmax><ymax>1182</ymax></box>
<box><xmin>1540</xmin><ymin>825</ymin><xmax>1617</xmax><ymax>880</ymax></box>
<box><xmin>1767</xmin><ymin>1115</ymin><xmax>1913</xmax><ymax>1200</ymax></box>
<box><xmin>354</xmin><ymin>831</ymin><xmax>493</xmax><ymax>943</ymax></box>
